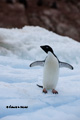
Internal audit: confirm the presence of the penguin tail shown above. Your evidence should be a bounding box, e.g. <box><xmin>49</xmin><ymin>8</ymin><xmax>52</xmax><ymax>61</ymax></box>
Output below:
<box><xmin>37</xmin><ymin>84</ymin><xmax>43</xmax><ymax>88</ymax></box>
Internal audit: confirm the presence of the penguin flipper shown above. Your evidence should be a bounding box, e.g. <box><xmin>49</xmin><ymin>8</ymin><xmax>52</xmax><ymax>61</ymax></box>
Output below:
<box><xmin>59</xmin><ymin>61</ymin><xmax>74</xmax><ymax>70</ymax></box>
<box><xmin>30</xmin><ymin>60</ymin><xmax>45</xmax><ymax>67</ymax></box>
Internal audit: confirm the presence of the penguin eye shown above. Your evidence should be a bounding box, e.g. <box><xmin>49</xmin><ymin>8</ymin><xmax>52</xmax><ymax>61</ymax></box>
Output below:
<box><xmin>46</xmin><ymin>47</ymin><xmax>48</xmax><ymax>49</ymax></box>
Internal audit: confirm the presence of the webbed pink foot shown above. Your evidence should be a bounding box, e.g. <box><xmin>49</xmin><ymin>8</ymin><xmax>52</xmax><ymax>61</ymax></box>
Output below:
<box><xmin>43</xmin><ymin>88</ymin><xmax>47</xmax><ymax>94</ymax></box>
<box><xmin>52</xmin><ymin>89</ymin><xmax>58</xmax><ymax>94</ymax></box>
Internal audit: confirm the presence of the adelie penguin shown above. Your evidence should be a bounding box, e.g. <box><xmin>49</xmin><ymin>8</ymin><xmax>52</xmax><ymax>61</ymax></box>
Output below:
<box><xmin>30</xmin><ymin>45</ymin><xmax>74</xmax><ymax>94</ymax></box>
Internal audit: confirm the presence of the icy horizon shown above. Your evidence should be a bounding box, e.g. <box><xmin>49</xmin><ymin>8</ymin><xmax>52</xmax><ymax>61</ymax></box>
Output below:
<box><xmin>0</xmin><ymin>26</ymin><xmax>80</xmax><ymax>64</ymax></box>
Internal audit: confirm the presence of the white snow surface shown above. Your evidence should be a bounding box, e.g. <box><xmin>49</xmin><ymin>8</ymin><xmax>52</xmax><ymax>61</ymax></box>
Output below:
<box><xmin>0</xmin><ymin>26</ymin><xmax>80</xmax><ymax>120</ymax></box>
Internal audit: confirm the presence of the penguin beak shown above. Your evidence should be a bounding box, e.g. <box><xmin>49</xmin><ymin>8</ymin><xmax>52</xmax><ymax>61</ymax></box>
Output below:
<box><xmin>40</xmin><ymin>46</ymin><xmax>43</xmax><ymax>48</ymax></box>
<box><xmin>40</xmin><ymin>45</ymin><xmax>47</xmax><ymax>53</ymax></box>
<box><xmin>40</xmin><ymin>46</ymin><xmax>44</xmax><ymax>51</ymax></box>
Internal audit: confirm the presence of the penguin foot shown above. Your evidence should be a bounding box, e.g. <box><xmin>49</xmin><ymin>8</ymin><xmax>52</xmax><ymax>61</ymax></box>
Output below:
<box><xmin>52</xmin><ymin>89</ymin><xmax>58</xmax><ymax>94</ymax></box>
<box><xmin>43</xmin><ymin>88</ymin><xmax>47</xmax><ymax>94</ymax></box>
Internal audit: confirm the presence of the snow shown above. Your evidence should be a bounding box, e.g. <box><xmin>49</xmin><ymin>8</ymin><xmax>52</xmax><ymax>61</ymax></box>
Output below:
<box><xmin>0</xmin><ymin>26</ymin><xmax>80</xmax><ymax>120</ymax></box>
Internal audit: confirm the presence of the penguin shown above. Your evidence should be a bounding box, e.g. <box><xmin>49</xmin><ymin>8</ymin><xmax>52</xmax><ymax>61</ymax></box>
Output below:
<box><xmin>30</xmin><ymin>45</ymin><xmax>73</xmax><ymax>94</ymax></box>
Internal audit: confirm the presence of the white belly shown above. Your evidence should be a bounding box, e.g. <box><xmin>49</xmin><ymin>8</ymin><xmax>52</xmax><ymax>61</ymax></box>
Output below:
<box><xmin>43</xmin><ymin>52</ymin><xmax>59</xmax><ymax>90</ymax></box>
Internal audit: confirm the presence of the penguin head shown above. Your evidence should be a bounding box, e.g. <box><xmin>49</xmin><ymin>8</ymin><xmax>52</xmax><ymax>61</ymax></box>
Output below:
<box><xmin>40</xmin><ymin>45</ymin><xmax>54</xmax><ymax>54</ymax></box>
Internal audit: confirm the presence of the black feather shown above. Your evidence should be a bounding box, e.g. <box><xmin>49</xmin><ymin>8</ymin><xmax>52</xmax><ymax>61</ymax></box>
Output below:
<box><xmin>37</xmin><ymin>84</ymin><xmax>43</xmax><ymax>88</ymax></box>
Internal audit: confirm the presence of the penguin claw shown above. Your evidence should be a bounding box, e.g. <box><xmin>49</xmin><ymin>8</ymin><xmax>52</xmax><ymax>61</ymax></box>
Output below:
<box><xmin>52</xmin><ymin>89</ymin><xmax>58</xmax><ymax>94</ymax></box>
<box><xmin>43</xmin><ymin>88</ymin><xmax>47</xmax><ymax>94</ymax></box>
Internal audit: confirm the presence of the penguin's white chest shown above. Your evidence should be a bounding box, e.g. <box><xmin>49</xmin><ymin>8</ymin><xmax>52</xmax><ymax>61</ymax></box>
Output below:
<box><xmin>43</xmin><ymin>52</ymin><xmax>59</xmax><ymax>89</ymax></box>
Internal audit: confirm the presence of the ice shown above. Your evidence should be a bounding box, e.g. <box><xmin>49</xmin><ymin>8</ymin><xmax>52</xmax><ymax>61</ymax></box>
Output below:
<box><xmin>0</xmin><ymin>26</ymin><xmax>80</xmax><ymax>63</ymax></box>
<box><xmin>0</xmin><ymin>26</ymin><xmax>80</xmax><ymax>120</ymax></box>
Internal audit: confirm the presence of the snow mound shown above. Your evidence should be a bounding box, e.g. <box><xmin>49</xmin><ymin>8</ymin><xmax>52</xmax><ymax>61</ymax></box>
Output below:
<box><xmin>0</xmin><ymin>26</ymin><xmax>80</xmax><ymax>64</ymax></box>
<box><xmin>0</xmin><ymin>26</ymin><xmax>80</xmax><ymax>120</ymax></box>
